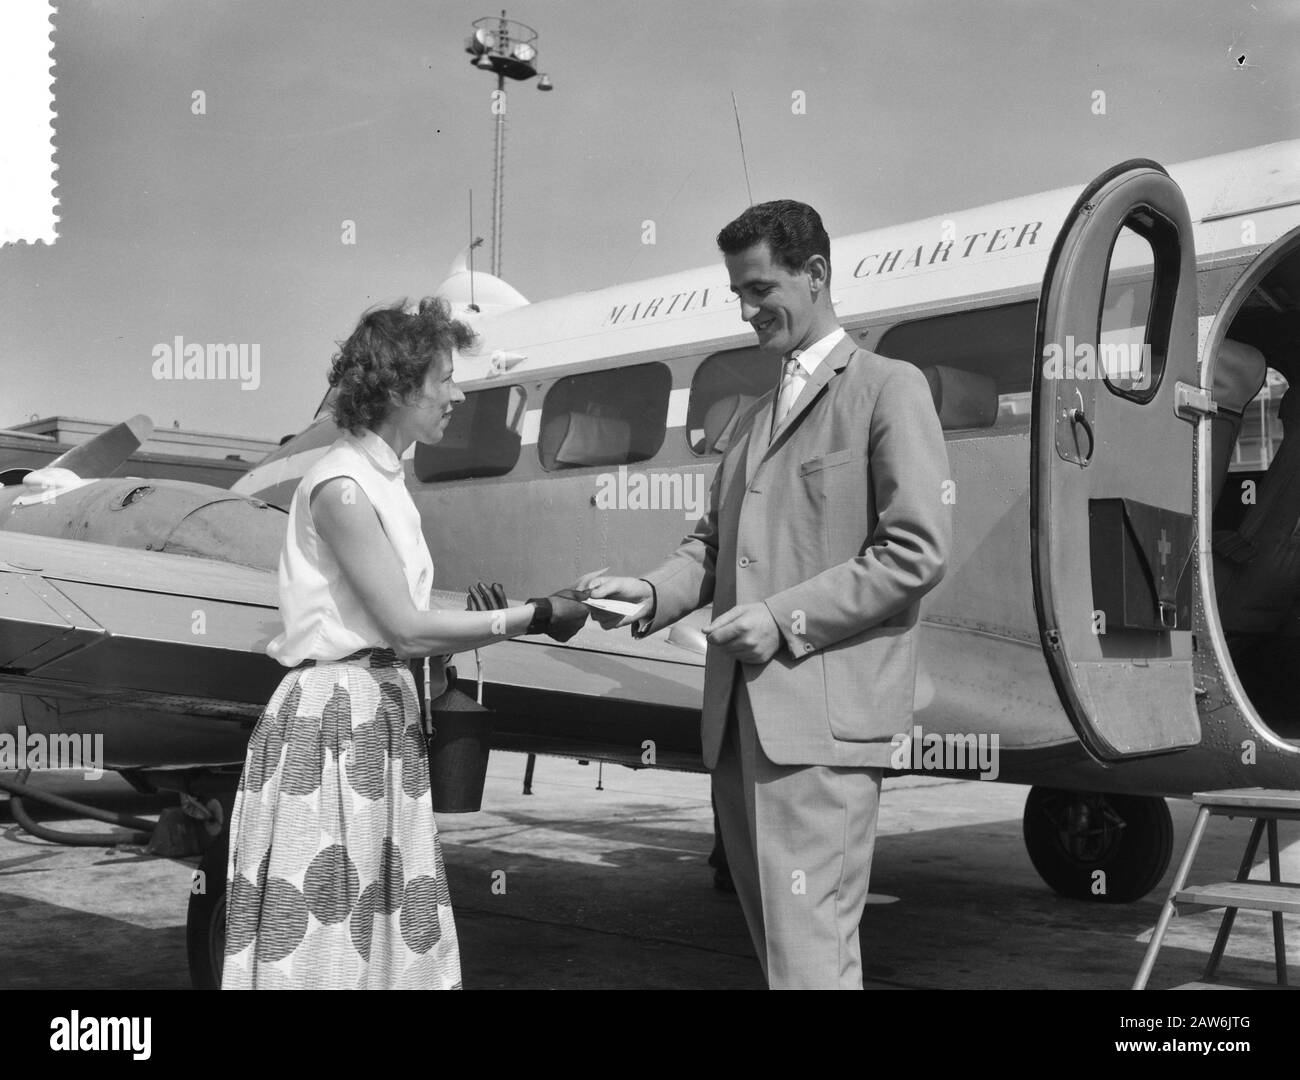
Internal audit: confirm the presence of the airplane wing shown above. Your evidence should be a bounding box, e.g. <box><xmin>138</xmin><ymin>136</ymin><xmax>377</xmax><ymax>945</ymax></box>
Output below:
<box><xmin>0</xmin><ymin>533</ymin><xmax>711</xmax><ymax>772</ymax></box>
<box><xmin>0</xmin><ymin>530</ymin><xmax>284</xmax><ymax>718</ymax></box>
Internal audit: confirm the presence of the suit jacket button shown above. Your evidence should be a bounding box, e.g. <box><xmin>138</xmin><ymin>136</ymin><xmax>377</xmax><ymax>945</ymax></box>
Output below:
<box><xmin>738</xmin><ymin>556</ymin><xmax>750</xmax><ymax>568</ymax></box>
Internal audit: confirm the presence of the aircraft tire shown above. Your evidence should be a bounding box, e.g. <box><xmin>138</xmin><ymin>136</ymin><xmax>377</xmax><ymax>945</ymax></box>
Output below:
<box><xmin>186</xmin><ymin>832</ymin><xmax>228</xmax><ymax>990</ymax></box>
<box><xmin>1022</xmin><ymin>787</ymin><xmax>1173</xmax><ymax>903</ymax></box>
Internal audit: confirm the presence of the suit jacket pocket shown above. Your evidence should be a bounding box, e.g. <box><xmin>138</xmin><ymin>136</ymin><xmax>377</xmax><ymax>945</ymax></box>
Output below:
<box><xmin>799</xmin><ymin>447</ymin><xmax>862</xmax><ymax>476</ymax></box>
<box><xmin>823</xmin><ymin>626</ymin><xmax>915</xmax><ymax>741</ymax></box>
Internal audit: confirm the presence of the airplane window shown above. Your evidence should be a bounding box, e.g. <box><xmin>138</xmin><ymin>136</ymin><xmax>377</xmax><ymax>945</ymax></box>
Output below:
<box><xmin>876</xmin><ymin>300</ymin><xmax>1037</xmax><ymax>430</ymax></box>
<box><xmin>538</xmin><ymin>363</ymin><xmax>670</xmax><ymax>471</ymax></box>
<box><xmin>1232</xmin><ymin>368</ymin><xmax>1290</xmax><ymax>472</ymax></box>
<box><xmin>413</xmin><ymin>384</ymin><xmax>524</xmax><ymax>482</ymax></box>
<box><xmin>687</xmin><ymin>347</ymin><xmax>781</xmax><ymax>454</ymax></box>
<box><xmin>1098</xmin><ymin>223</ymin><xmax>1156</xmax><ymax>400</ymax></box>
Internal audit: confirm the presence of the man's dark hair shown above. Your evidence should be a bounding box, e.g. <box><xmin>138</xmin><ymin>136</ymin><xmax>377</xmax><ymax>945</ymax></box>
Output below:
<box><xmin>327</xmin><ymin>296</ymin><xmax>477</xmax><ymax>435</ymax></box>
<box><xmin>716</xmin><ymin>199</ymin><xmax>831</xmax><ymax>274</ymax></box>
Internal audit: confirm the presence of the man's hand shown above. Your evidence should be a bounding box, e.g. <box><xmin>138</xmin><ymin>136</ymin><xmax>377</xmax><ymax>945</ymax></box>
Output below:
<box><xmin>705</xmin><ymin>603</ymin><xmax>781</xmax><ymax>664</ymax></box>
<box><xmin>573</xmin><ymin>571</ymin><xmax>653</xmax><ymax>629</ymax></box>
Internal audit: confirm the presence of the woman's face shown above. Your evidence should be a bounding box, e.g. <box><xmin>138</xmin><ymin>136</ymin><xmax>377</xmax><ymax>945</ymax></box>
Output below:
<box><xmin>402</xmin><ymin>349</ymin><xmax>465</xmax><ymax>445</ymax></box>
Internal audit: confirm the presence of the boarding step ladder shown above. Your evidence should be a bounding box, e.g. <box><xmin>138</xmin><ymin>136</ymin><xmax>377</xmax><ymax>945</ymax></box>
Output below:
<box><xmin>1134</xmin><ymin>788</ymin><xmax>1300</xmax><ymax>989</ymax></box>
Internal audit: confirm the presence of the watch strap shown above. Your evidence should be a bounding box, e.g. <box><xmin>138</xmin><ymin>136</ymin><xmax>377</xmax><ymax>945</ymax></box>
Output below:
<box><xmin>525</xmin><ymin>596</ymin><xmax>552</xmax><ymax>634</ymax></box>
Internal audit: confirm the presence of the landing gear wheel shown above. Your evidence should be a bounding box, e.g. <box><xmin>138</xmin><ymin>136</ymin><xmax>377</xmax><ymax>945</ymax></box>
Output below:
<box><xmin>186</xmin><ymin>832</ymin><xmax>227</xmax><ymax>989</ymax></box>
<box><xmin>1022</xmin><ymin>787</ymin><xmax>1173</xmax><ymax>903</ymax></box>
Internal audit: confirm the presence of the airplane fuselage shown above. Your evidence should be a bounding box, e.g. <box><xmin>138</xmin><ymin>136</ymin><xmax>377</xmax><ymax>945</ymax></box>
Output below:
<box><xmin>5</xmin><ymin>141</ymin><xmax>1300</xmax><ymax>805</ymax></box>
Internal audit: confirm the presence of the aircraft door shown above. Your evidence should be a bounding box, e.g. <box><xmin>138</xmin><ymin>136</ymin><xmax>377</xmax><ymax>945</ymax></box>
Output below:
<box><xmin>1031</xmin><ymin>160</ymin><xmax>1202</xmax><ymax>762</ymax></box>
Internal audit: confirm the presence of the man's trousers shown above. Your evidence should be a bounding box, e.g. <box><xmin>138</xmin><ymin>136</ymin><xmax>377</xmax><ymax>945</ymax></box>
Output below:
<box><xmin>711</xmin><ymin>675</ymin><xmax>884</xmax><ymax>990</ymax></box>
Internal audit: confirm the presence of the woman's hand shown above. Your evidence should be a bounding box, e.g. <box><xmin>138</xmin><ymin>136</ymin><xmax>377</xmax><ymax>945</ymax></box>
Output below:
<box><xmin>543</xmin><ymin>589</ymin><xmax>590</xmax><ymax>642</ymax></box>
<box><xmin>519</xmin><ymin>587</ymin><xmax>590</xmax><ymax>642</ymax></box>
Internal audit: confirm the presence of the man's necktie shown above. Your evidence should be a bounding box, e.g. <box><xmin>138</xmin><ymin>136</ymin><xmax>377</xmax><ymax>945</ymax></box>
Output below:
<box><xmin>771</xmin><ymin>354</ymin><xmax>802</xmax><ymax>443</ymax></box>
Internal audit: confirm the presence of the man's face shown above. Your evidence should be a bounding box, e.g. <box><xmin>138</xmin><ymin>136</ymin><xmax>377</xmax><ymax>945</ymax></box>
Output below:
<box><xmin>725</xmin><ymin>240</ymin><xmax>816</xmax><ymax>355</ymax></box>
<box><xmin>406</xmin><ymin>348</ymin><xmax>465</xmax><ymax>444</ymax></box>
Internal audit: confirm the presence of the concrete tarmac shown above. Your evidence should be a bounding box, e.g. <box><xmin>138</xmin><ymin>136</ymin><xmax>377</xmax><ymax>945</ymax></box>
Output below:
<box><xmin>2</xmin><ymin>754</ymin><xmax>1297</xmax><ymax>990</ymax></box>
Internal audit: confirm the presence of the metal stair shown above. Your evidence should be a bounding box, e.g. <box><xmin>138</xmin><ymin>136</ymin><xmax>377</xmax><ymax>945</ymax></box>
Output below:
<box><xmin>1134</xmin><ymin>788</ymin><xmax>1299</xmax><ymax>989</ymax></box>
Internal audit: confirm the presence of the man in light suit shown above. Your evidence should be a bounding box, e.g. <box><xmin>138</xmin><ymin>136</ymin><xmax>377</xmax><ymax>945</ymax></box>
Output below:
<box><xmin>579</xmin><ymin>200</ymin><xmax>951</xmax><ymax>989</ymax></box>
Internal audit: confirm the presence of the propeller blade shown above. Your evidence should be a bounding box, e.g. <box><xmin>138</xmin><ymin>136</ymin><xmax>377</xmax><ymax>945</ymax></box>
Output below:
<box><xmin>48</xmin><ymin>414</ymin><xmax>154</xmax><ymax>478</ymax></box>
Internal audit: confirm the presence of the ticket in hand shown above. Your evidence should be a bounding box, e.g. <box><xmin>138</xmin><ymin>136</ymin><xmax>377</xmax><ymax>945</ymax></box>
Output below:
<box><xmin>582</xmin><ymin>597</ymin><xmax>644</xmax><ymax>617</ymax></box>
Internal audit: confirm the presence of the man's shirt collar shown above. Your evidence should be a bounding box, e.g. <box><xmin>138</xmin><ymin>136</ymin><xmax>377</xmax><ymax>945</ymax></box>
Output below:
<box><xmin>790</xmin><ymin>326</ymin><xmax>846</xmax><ymax>377</ymax></box>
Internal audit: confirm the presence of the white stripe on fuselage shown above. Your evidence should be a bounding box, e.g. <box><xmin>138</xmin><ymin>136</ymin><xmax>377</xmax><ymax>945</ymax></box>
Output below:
<box><xmin>232</xmin><ymin>444</ymin><xmax>331</xmax><ymax>497</ymax></box>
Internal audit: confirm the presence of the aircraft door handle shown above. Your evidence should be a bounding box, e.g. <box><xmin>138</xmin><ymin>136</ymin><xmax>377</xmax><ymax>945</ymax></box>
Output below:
<box><xmin>1069</xmin><ymin>406</ymin><xmax>1095</xmax><ymax>467</ymax></box>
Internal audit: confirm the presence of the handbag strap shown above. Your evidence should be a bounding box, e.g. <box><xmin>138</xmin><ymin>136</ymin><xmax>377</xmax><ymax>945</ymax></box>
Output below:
<box><xmin>422</xmin><ymin>656</ymin><xmax>432</xmax><ymax>725</ymax></box>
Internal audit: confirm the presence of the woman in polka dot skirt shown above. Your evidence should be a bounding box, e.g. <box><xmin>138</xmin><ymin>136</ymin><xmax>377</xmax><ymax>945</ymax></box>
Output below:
<box><xmin>221</xmin><ymin>298</ymin><xmax>589</xmax><ymax>989</ymax></box>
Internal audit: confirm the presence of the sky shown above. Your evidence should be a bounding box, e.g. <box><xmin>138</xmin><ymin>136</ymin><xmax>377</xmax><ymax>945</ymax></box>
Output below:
<box><xmin>2</xmin><ymin>0</ymin><xmax>1299</xmax><ymax>441</ymax></box>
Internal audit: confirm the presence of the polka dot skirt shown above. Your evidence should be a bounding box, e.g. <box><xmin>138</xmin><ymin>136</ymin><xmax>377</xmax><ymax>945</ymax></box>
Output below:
<box><xmin>222</xmin><ymin>649</ymin><xmax>461</xmax><ymax>989</ymax></box>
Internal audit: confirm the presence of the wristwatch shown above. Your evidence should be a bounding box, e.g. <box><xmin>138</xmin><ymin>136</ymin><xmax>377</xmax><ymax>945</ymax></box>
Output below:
<box><xmin>525</xmin><ymin>596</ymin><xmax>552</xmax><ymax>634</ymax></box>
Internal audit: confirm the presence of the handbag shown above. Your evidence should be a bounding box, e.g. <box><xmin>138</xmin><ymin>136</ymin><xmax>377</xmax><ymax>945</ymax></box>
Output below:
<box><xmin>414</xmin><ymin>657</ymin><xmax>495</xmax><ymax>814</ymax></box>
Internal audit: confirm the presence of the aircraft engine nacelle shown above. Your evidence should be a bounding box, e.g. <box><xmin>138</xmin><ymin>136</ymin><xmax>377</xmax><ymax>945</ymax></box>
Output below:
<box><xmin>0</xmin><ymin>477</ymin><xmax>288</xmax><ymax>571</ymax></box>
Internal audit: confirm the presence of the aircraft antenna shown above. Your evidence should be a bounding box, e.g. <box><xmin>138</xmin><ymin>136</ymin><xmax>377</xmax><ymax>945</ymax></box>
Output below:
<box><xmin>731</xmin><ymin>91</ymin><xmax>754</xmax><ymax>207</ymax></box>
<box><xmin>468</xmin><ymin>189</ymin><xmax>478</xmax><ymax>312</ymax></box>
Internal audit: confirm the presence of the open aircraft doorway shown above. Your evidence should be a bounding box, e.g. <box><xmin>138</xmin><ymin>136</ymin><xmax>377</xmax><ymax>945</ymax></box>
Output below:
<box><xmin>1201</xmin><ymin>223</ymin><xmax>1300</xmax><ymax>750</ymax></box>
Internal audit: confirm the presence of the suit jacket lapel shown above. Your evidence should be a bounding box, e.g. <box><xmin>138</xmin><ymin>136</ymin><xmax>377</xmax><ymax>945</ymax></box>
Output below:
<box><xmin>743</xmin><ymin>393</ymin><xmax>775</xmax><ymax>488</ymax></box>
<box><xmin>762</xmin><ymin>333</ymin><xmax>857</xmax><ymax>460</ymax></box>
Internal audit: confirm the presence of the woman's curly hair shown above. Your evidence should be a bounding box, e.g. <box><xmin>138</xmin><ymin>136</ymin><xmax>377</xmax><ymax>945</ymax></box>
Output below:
<box><xmin>328</xmin><ymin>296</ymin><xmax>478</xmax><ymax>434</ymax></box>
